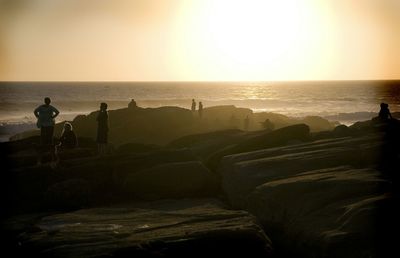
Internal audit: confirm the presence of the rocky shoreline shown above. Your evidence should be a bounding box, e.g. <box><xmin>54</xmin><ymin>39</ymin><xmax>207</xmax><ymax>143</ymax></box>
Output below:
<box><xmin>1</xmin><ymin>105</ymin><xmax>399</xmax><ymax>257</ymax></box>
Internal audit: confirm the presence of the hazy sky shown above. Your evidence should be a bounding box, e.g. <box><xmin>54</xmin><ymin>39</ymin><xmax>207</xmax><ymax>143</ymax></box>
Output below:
<box><xmin>0</xmin><ymin>0</ymin><xmax>399</xmax><ymax>81</ymax></box>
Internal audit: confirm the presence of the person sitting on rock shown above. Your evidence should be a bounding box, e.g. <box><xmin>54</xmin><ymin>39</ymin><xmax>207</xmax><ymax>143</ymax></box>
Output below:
<box><xmin>58</xmin><ymin>122</ymin><xmax>78</xmax><ymax>149</ymax></box>
<box><xmin>261</xmin><ymin>119</ymin><xmax>275</xmax><ymax>131</ymax></box>
<box><xmin>379</xmin><ymin>103</ymin><xmax>392</xmax><ymax>121</ymax></box>
<box><xmin>128</xmin><ymin>99</ymin><xmax>137</xmax><ymax>109</ymax></box>
<box><xmin>55</xmin><ymin>122</ymin><xmax>78</xmax><ymax>165</ymax></box>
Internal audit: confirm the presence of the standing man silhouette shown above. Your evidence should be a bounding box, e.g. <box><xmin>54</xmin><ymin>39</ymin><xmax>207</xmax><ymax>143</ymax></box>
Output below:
<box><xmin>191</xmin><ymin>99</ymin><xmax>196</xmax><ymax>112</ymax></box>
<box><xmin>96</xmin><ymin>102</ymin><xmax>109</xmax><ymax>156</ymax></box>
<box><xmin>34</xmin><ymin>97</ymin><xmax>59</xmax><ymax>165</ymax></box>
<box><xmin>198</xmin><ymin>101</ymin><xmax>203</xmax><ymax>118</ymax></box>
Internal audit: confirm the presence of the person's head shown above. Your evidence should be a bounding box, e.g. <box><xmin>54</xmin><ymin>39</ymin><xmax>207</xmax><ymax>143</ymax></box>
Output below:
<box><xmin>100</xmin><ymin>102</ymin><xmax>108</xmax><ymax>111</ymax></box>
<box><xmin>380</xmin><ymin>103</ymin><xmax>389</xmax><ymax>109</ymax></box>
<box><xmin>63</xmin><ymin>122</ymin><xmax>72</xmax><ymax>132</ymax></box>
<box><xmin>192</xmin><ymin>99</ymin><xmax>195</xmax><ymax>102</ymax></box>
<box><xmin>44</xmin><ymin>97</ymin><xmax>51</xmax><ymax>105</ymax></box>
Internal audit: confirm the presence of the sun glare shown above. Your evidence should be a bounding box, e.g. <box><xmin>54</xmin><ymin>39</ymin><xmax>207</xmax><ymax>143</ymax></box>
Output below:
<box><xmin>173</xmin><ymin>0</ymin><xmax>334</xmax><ymax>80</ymax></box>
<box><xmin>2</xmin><ymin>0</ymin><xmax>397</xmax><ymax>80</ymax></box>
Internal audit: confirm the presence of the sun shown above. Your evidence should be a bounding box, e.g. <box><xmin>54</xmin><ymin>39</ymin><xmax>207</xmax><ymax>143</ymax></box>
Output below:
<box><xmin>172</xmin><ymin>0</ymin><xmax>332</xmax><ymax>81</ymax></box>
<box><xmin>204</xmin><ymin>1</ymin><xmax>301</xmax><ymax>62</ymax></box>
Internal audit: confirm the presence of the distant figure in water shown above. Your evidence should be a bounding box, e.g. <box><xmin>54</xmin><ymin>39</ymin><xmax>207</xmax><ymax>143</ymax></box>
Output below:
<box><xmin>379</xmin><ymin>103</ymin><xmax>393</xmax><ymax>121</ymax></box>
<box><xmin>191</xmin><ymin>99</ymin><xmax>196</xmax><ymax>112</ymax></box>
<box><xmin>128</xmin><ymin>99</ymin><xmax>137</xmax><ymax>109</ymax></box>
<box><xmin>244</xmin><ymin>115</ymin><xmax>250</xmax><ymax>131</ymax></box>
<box><xmin>96</xmin><ymin>102</ymin><xmax>109</xmax><ymax>156</ymax></box>
<box><xmin>198</xmin><ymin>101</ymin><xmax>203</xmax><ymax>118</ymax></box>
<box><xmin>55</xmin><ymin>122</ymin><xmax>77</xmax><ymax>164</ymax></box>
<box><xmin>34</xmin><ymin>97</ymin><xmax>59</xmax><ymax>166</ymax></box>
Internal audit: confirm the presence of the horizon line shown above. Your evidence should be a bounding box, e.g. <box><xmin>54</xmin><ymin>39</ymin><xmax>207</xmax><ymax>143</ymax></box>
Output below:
<box><xmin>1</xmin><ymin>79</ymin><xmax>400</xmax><ymax>83</ymax></box>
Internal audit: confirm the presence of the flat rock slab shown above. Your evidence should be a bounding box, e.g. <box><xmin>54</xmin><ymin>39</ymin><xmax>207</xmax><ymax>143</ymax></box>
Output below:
<box><xmin>218</xmin><ymin>134</ymin><xmax>395</xmax><ymax>257</ymax></box>
<box><xmin>3</xmin><ymin>199</ymin><xmax>273</xmax><ymax>258</ymax></box>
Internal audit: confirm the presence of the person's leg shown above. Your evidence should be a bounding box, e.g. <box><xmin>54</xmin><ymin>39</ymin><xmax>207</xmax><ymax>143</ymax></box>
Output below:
<box><xmin>37</xmin><ymin>127</ymin><xmax>46</xmax><ymax>165</ymax></box>
<box><xmin>40</xmin><ymin>126</ymin><xmax>55</xmax><ymax>165</ymax></box>
<box><xmin>48</xmin><ymin>126</ymin><xmax>56</xmax><ymax>162</ymax></box>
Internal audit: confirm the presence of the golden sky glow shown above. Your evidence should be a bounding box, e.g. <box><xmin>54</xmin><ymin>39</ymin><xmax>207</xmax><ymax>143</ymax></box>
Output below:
<box><xmin>0</xmin><ymin>0</ymin><xmax>399</xmax><ymax>81</ymax></box>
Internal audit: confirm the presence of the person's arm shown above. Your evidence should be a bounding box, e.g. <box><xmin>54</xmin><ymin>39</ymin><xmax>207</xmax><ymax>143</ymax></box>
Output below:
<box><xmin>34</xmin><ymin>106</ymin><xmax>40</xmax><ymax>118</ymax></box>
<box><xmin>58</xmin><ymin>133</ymin><xmax>65</xmax><ymax>146</ymax></box>
<box><xmin>52</xmin><ymin>106</ymin><xmax>60</xmax><ymax>119</ymax></box>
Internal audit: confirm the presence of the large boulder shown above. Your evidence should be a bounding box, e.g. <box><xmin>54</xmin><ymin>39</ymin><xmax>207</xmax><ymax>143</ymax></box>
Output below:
<box><xmin>218</xmin><ymin>133</ymin><xmax>394</xmax><ymax>257</ymax></box>
<box><xmin>167</xmin><ymin>129</ymin><xmax>246</xmax><ymax>160</ymax></box>
<box><xmin>3</xmin><ymin>136</ymin><xmax>96</xmax><ymax>168</ymax></box>
<box><xmin>301</xmin><ymin>116</ymin><xmax>335</xmax><ymax>132</ymax></box>
<box><xmin>2</xmin><ymin>199</ymin><xmax>273</xmax><ymax>258</ymax></box>
<box><xmin>44</xmin><ymin>178</ymin><xmax>92</xmax><ymax>210</ymax></box>
<box><xmin>123</xmin><ymin>161</ymin><xmax>218</xmax><ymax>200</ymax></box>
<box><xmin>10</xmin><ymin>105</ymin><xmax>336</xmax><ymax>146</ymax></box>
<box><xmin>207</xmin><ymin>124</ymin><xmax>311</xmax><ymax>170</ymax></box>
<box><xmin>219</xmin><ymin>135</ymin><xmax>383</xmax><ymax>208</ymax></box>
<box><xmin>247</xmin><ymin>167</ymin><xmax>391</xmax><ymax>258</ymax></box>
<box><xmin>3</xmin><ymin>149</ymin><xmax>202</xmax><ymax>215</ymax></box>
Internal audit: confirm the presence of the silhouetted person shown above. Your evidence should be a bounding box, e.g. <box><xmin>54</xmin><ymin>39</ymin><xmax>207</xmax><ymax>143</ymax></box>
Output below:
<box><xmin>96</xmin><ymin>102</ymin><xmax>109</xmax><ymax>156</ymax></box>
<box><xmin>55</xmin><ymin>122</ymin><xmax>77</xmax><ymax>165</ymax></box>
<box><xmin>376</xmin><ymin>103</ymin><xmax>400</xmax><ymax>182</ymax></box>
<box><xmin>191</xmin><ymin>99</ymin><xmax>196</xmax><ymax>112</ymax></box>
<box><xmin>34</xmin><ymin>97</ymin><xmax>59</xmax><ymax>166</ymax></box>
<box><xmin>261</xmin><ymin>119</ymin><xmax>275</xmax><ymax>131</ymax></box>
<box><xmin>379</xmin><ymin>103</ymin><xmax>392</xmax><ymax>121</ymax></box>
<box><xmin>244</xmin><ymin>115</ymin><xmax>250</xmax><ymax>131</ymax></box>
<box><xmin>198</xmin><ymin>101</ymin><xmax>203</xmax><ymax>118</ymax></box>
<box><xmin>128</xmin><ymin>99</ymin><xmax>137</xmax><ymax>109</ymax></box>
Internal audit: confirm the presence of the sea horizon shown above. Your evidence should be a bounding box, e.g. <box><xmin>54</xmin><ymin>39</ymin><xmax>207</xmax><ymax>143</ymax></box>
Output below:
<box><xmin>1</xmin><ymin>80</ymin><xmax>399</xmax><ymax>141</ymax></box>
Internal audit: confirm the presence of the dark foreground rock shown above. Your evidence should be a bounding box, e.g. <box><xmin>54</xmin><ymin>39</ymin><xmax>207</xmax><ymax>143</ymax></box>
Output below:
<box><xmin>2</xmin><ymin>148</ymin><xmax>218</xmax><ymax>216</ymax></box>
<box><xmin>218</xmin><ymin>131</ymin><xmax>399</xmax><ymax>258</ymax></box>
<box><xmin>123</xmin><ymin>161</ymin><xmax>218</xmax><ymax>200</ymax></box>
<box><xmin>3</xmin><ymin>119</ymin><xmax>399</xmax><ymax>258</ymax></box>
<box><xmin>1</xmin><ymin>199</ymin><xmax>273</xmax><ymax>258</ymax></box>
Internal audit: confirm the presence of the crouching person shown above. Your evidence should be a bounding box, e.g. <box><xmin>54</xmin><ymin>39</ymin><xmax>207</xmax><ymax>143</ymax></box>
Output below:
<box><xmin>55</xmin><ymin>122</ymin><xmax>78</xmax><ymax>165</ymax></box>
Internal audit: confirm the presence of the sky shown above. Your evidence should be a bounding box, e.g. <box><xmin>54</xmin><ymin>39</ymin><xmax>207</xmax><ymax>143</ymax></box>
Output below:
<box><xmin>0</xmin><ymin>0</ymin><xmax>399</xmax><ymax>81</ymax></box>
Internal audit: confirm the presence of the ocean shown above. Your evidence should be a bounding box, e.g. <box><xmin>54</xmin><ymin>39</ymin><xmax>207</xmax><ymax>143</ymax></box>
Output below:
<box><xmin>1</xmin><ymin>81</ymin><xmax>399</xmax><ymax>141</ymax></box>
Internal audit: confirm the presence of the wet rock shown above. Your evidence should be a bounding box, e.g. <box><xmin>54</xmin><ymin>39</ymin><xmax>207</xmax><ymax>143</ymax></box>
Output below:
<box><xmin>123</xmin><ymin>161</ymin><xmax>218</xmax><ymax>200</ymax></box>
<box><xmin>45</xmin><ymin>179</ymin><xmax>91</xmax><ymax>210</ymax></box>
<box><xmin>4</xmin><ymin>199</ymin><xmax>273</xmax><ymax>258</ymax></box>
